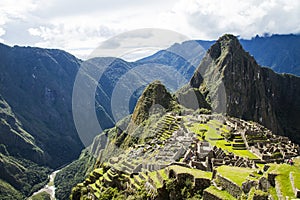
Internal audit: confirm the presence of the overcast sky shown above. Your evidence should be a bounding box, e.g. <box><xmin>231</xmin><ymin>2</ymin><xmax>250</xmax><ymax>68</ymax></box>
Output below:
<box><xmin>0</xmin><ymin>0</ymin><xmax>299</xmax><ymax>59</ymax></box>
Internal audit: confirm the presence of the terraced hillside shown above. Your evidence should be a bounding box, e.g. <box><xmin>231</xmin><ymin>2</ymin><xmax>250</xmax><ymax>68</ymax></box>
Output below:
<box><xmin>70</xmin><ymin>112</ymin><xmax>300</xmax><ymax>199</ymax></box>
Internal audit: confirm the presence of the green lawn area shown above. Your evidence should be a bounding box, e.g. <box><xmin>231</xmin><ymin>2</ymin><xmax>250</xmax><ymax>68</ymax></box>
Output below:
<box><xmin>168</xmin><ymin>165</ymin><xmax>212</xmax><ymax>179</ymax></box>
<box><xmin>268</xmin><ymin>186</ymin><xmax>278</xmax><ymax>200</ymax></box>
<box><xmin>291</xmin><ymin>172</ymin><xmax>300</xmax><ymax>189</ymax></box>
<box><xmin>148</xmin><ymin>171</ymin><xmax>163</xmax><ymax>188</ymax></box>
<box><xmin>217</xmin><ymin>165</ymin><xmax>255</xmax><ymax>186</ymax></box>
<box><xmin>268</xmin><ymin>157</ymin><xmax>300</xmax><ymax>198</ymax></box>
<box><xmin>157</xmin><ymin>169</ymin><xmax>168</xmax><ymax>180</ymax></box>
<box><xmin>205</xmin><ymin>185</ymin><xmax>236</xmax><ymax>200</ymax></box>
<box><xmin>187</xmin><ymin>121</ymin><xmax>257</xmax><ymax>159</ymax></box>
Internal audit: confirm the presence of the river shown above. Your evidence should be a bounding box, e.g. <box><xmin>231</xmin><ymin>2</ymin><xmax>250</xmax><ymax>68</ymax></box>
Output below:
<box><xmin>28</xmin><ymin>169</ymin><xmax>61</xmax><ymax>200</ymax></box>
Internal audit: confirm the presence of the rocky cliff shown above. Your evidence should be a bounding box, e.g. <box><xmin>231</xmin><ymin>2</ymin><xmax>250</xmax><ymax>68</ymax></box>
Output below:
<box><xmin>190</xmin><ymin>34</ymin><xmax>300</xmax><ymax>143</ymax></box>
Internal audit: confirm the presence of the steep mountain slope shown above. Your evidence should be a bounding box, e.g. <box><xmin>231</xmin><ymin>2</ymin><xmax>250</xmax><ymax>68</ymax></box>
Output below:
<box><xmin>55</xmin><ymin>81</ymin><xmax>178</xmax><ymax>199</ymax></box>
<box><xmin>190</xmin><ymin>34</ymin><xmax>300</xmax><ymax>143</ymax></box>
<box><xmin>0</xmin><ymin>95</ymin><xmax>44</xmax><ymax>164</ymax></box>
<box><xmin>0</xmin><ymin>43</ymin><xmax>84</xmax><ymax>168</ymax></box>
<box><xmin>0</xmin><ymin>96</ymin><xmax>50</xmax><ymax>198</ymax></box>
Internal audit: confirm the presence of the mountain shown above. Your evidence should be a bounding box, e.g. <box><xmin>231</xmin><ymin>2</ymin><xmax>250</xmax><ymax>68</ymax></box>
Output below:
<box><xmin>0</xmin><ymin>43</ymin><xmax>89</xmax><ymax>198</ymax></box>
<box><xmin>240</xmin><ymin>34</ymin><xmax>300</xmax><ymax>75</ymax></box>
<box><xmin>54</xmin><ymin>34</ymin><xmax>300</xmax><ymax>199</ymax></box>
<box><xmin>2</xmin><ymin>33</ymin><xmax>300</xmax><ymax>199</ymax></box>
<box><xmin>137</xmin><ymin>40</ymin><xmax>212</xmax><ymax>80</ymax></box>
<box><xmin>0</xmin><ymin>95</ymin><xmax>51</xmax><ymax>199</ymax></box>
<box><xmin>58</xmin><ymin>34</ymin><xmax>300</xmax><ymax>200</ymax></box>
<box><xmin>130</xmin><ymin>80</ymin><xmax>175</xmax><ymax>126</ymax></box>
<box><xmin>0</xmin><ymin>43</ymin><xmax>200</xmax><ymax>198</ymax></box>
<box><xmin>0</xmin><ymin>43</ymin><xmax>84</xmax><ymax>168</ymax></box>
<box><xmin>142</xmin><ymin>34</ymin><xmax>300</xmax><ymax>77</ymax></box>
<box><xmin>190</xmin><ymin>34</ymin><xmax>300</xmax><ymax>143</ymax></box>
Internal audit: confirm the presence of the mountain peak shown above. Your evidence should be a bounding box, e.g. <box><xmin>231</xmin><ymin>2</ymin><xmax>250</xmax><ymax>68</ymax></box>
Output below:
<box><xmin>207</xmin><ymin>34</ymin><xmax>243</xmax><ymax>60</ymax></box>
<box><xmin>189</xmin><ymin>33</ymin><xmax>300</xmax><ymax>143</ymax></box>
<box><xmin>130</xmin><ymin>81</ymin><xmax>174</xmax><ymax>126</ymax></box>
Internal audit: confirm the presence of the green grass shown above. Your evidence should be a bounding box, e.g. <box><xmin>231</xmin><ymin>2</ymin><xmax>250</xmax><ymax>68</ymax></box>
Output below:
<box><xmin>134</xmin><ymin>175</ymin><xmax>143</xmax><ymax>185</ymax></box>
<box><xmin>148</xmin><ymin>171</ymin><xmax>163</xmax><ymax>188</ymax></box>
<box><xmin>291</xmin><ymin>172</ymin><xmax>300</xmax><ymax>189</ymax></box>
<box><xmin>247</xmin><ymin>187</ymin><xmax>255</xmax><ymax>200</ymax></box>
<box><xmin>268</xmin><ymin>157</ymin><xmax>300</xmax><ymax>198</ymax></box>
<box><xmin>103</xmin><ymin>173</ymin><xmax>112</xmax><ymax>182</ymax></box>
<box><xmin>93</xmin><ymin>168</ymin><xmax>104</xmax><ymax>176</ymax></box>
<box><xmin>129</xmin><ymin>178</ymin><xmax>141</xmax><ymax>190</ymax></box>
<box><xmin>188</xmin><ymin>122</ymin><xmax>257</xmax><ymax>159</ymax></box>
<box><xmin>158</xmin><ymin>169</ymin><xmax>168</xmax><ymax>180</ymax></box>
<box><xmin>217</xmin><ymin>166</ymin><xmax>255</xmax><ymax>186</ymax></box>
<box><xmin>268</xmin><ymin>186</ymin><xmax>278</xmax><ymax>200</ymax></box>
<box><xmin>205</xmin><ymin>185</ymin><xmax>236</xmax><ymax>200</ymax></box>
<box><xmin>168</xmin><ymin>165</ymin><xmax>212</xmax><ymax>179</ymax></box>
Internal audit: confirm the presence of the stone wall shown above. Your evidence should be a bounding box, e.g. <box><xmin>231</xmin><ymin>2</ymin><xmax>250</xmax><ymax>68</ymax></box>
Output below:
<box><xmin>202</xmin><ymin>190</ymin><xmax>224</xmax><ymax>200</ymax></box>
<box><xmin>217</xmin><ymin>174</ymin><xmax>242</xmax><ymax>198</ymax></box>
<box><xmin>191</xmin><ymin>160</ymin><xmax>207</xmax><ymax>171</ymax></box>
<box><xmin>177</xmin><ymin>173</ymin><xmax>194</xmax><ymax>185</ymax></box>
<box><xmin>290</xmin><ymin>172</ymin><xmax>300</xmax><ymax>198</ymax></box>
<box><xmin>275</xmin><ymin>179</ymin><xmax>283</xmax><ymax>199</ymax></box>
<box><xmin>253</xmin><ymin>193</ymin><xmax>268</xmax><ymax>200</ymax></box>
<box><xmin>194</xmin><ymin>178</ymin><xmax>211</xmax><ymax>190</ymax></box>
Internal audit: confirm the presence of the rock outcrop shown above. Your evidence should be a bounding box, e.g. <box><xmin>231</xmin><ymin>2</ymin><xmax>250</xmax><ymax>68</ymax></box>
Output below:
<box><xmin>190</xmin><ymin>34</ymin><xmax>300</xmax><ymax>143</ymax></box>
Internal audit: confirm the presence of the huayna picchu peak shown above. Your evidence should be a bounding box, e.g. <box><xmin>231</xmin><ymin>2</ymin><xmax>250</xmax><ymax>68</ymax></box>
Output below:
<box><xmin>57</xmin><ymin>34</ymin><xmax>300</xmax><ymax>200</ymax></box>
<box><xmin>190</xmin><ymin>34</ymin><xmax>300</xmax><ymax>144</ymax></box>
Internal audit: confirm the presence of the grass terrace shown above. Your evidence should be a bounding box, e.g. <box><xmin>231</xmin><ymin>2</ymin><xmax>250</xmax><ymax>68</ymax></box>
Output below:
<box><xmin>188</xmin><ymin>120</ymin><xmax>257</xmax><ymax>159</ymax></box>
<box><xmin>217</xmin><ymin>166</ymin><xmax>256</xmax><ymax>186</ymax></box>
<box><xmin>268</xmin><ymin>157</ymin><xmax>300</xmax><ymax>198</ymax></box>
<box><xmin>148</xmin><ymin>171</ymin><xmax>163</xmax><ymax>188</ymax></box>
<box><xmin>204</xmin><ymin>185</ymin><xmax>237</xmax><ymax>200</ymax></box>
<box><xmin>168</xmin><ymin>165</ymin><xmax>212</xmax><ymax>179</ymax></box>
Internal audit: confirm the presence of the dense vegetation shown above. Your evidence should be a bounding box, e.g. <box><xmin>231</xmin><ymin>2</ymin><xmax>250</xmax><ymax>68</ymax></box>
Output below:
<box><xmin>0</xmin><ymin>153</ymin><xmax>50</xmax><ymax>198</ymax></box>
<box><xmin>54</xmin><ymin>152</ymin><xmax>95</xmax><ymax>200</ymax></box>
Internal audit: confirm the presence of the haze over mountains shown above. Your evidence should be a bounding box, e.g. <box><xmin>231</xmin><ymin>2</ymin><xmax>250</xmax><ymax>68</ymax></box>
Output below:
<box><xmin>0</xmin><ymin>34</ymin><xmax>300</xmax><ymax>199</ymax></box>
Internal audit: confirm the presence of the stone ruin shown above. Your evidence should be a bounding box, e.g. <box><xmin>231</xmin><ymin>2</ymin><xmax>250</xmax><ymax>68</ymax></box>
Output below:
<box><xmin>182</xmin><ymin>141</ymin><xmax>257</xmax><ymax>172</ymax></box>
<box><xmin>226</xmin><ymin>117</ymin><xmax>299</xmax><ymax>164</ymax></box>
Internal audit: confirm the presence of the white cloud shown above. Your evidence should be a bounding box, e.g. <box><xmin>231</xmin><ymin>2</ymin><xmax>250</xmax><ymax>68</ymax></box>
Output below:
<box><xmin>0</xmin><ymin>0</ymin><xmax>299</xmax><ymax>59</ymax></box>
<box><xmin>0</xmin><ymin>28</ymin><xmax>5</xmax><ymax>36</ymax></box>
<box><xmin>170</xmin><ymin>0</ymin><xmax>300</xmax><ymax>39</ymax></box>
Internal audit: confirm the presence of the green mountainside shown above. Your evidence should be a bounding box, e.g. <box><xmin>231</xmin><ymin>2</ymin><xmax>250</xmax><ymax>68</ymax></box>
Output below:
<box><xmin>0</xmin><ymin>95</ymin><xmax>51</xmax><ymax>199</ymax></box>
<box><xmin>61</xmin><ymin>35</ymin><xmax>300</xmax><ymax>200</ymax></box>
<box><xmin>69</xmin><ymin>99</ymin><xmax>300</xmax><ymax>199</ymax></box>
<box><xmin>0</xmin><ymin>43</ymin><xmax>84</xmax><ymax>168</ymax></box>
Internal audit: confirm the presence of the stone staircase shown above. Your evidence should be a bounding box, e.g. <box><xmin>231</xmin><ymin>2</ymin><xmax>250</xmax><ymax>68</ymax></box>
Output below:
<box><xmin>231</xmin><ymin>133</ymin><xmax>247</xmax><ymax>150</ymax></box>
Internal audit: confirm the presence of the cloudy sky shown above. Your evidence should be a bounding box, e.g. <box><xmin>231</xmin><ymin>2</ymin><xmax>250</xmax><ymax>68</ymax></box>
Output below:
<box><xmin>0</xmin><ymin>0</ymin><xmax>299</xmax><ymax>59</ymax></box>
